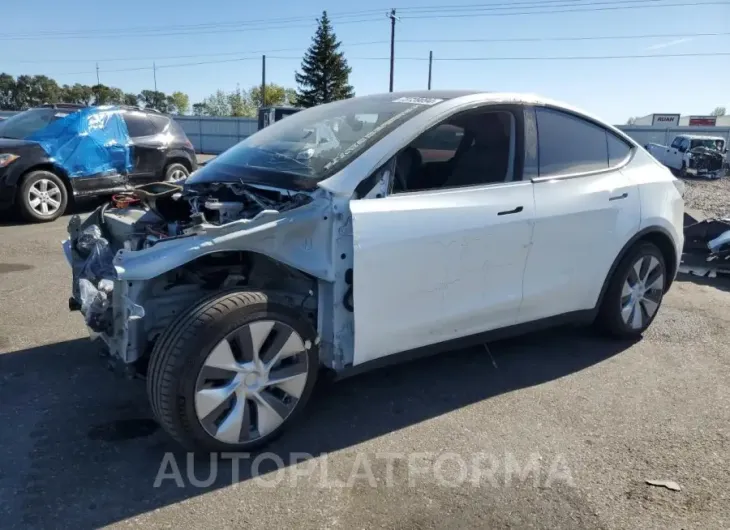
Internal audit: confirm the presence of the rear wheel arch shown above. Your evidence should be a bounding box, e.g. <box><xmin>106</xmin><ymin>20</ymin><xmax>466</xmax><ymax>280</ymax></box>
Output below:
<box><xmin>165</xmin><ymin>155</ymin><xmax>193</xmax><ymax>173</ymax></box>
<box><xmin>596</xmin><ymin>227</ymin><xmax>678</xmax><ymax>311</ymax></box>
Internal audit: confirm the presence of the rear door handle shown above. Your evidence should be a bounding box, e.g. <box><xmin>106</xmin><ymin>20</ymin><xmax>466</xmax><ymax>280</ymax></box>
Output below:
<box><xmin>609</xmin><ymin>192</ymin><xmax>628</xmax><ymax>201</ymax></box>
<box><xmin>497</xmin><ymin>206</ymin><xmax>523</xmax><ymax>216</ymax></box>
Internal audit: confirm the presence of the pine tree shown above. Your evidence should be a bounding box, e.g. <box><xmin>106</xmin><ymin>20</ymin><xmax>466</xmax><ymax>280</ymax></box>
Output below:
<box><xmin>295</xmin><ymin>11</ymin><xmax>354</xmax><ymax>108</ymax></box>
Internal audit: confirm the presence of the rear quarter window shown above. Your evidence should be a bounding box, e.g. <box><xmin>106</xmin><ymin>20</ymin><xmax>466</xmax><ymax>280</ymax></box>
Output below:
<box><xmin>536</xmin><ymin>107</ymin><xmax>609</xmax><ymax>177</ymax></box>
<box><xmin>607</xmin><ymin>133</ymin><xmax>633</xmax><ymax>167</ymax></box>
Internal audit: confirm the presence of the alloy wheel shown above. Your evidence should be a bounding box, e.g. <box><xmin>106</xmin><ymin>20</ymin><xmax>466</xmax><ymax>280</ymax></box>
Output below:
<box><xmin>620</xmin><ymin>255</ymin><xmax>664</xmax><ymax>330</ymax></box>
<box><xmin>28</xmin><ymin>178</ymin><xmax>63</xmax><ymax>217</ymax></box>
<box><xmin>194</xmin><ymin>320</ymin><xmax>310</xmax><ymax>444</ymax></box>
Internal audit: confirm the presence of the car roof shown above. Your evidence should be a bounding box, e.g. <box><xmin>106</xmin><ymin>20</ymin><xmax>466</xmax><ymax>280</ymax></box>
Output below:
<box><xmin>679</xmin><ymin>134</ymin><xmax>724</xmax><ymax>140</ymax></box>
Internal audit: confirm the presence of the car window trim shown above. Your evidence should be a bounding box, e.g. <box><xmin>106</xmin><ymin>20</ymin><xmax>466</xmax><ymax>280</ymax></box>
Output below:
<box><xmin>382</xmin><ymin>177</ymin><xmax>533</xmax><ymax>199</ymax></box>
<box><xmin>530</xmin><ymin>104</ymin><xmax>636</xmax><ymax>183</ymax></box>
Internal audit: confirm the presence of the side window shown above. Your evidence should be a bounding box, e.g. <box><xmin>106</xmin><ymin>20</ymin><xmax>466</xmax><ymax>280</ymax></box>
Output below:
<box><xmin>536</xmin><ymin>107</ymin><xmax>608</xmax><ymax>177</ymax></box>
<box><xmin>123</xmin><ymin>112</ymin><xmax>155</xmax><ymax>137</ymax></box>
<box><xmin>393</xmin><ymin>110</ymin><xmax>515</xmax><ymax>193</ymax></box>
<box><xmin>680</xmin><ymin>138</ymin><xmax>690</xmax><ymax>151</ymax></box>
<box><xmin>670</xmin><ymin>137</ymin><xmax>682</xmax><ymax>149</ymax></box>
<box><xmin>148</xmin><ymin>115</ymin><xmax>170</xmax><ymax>134</ymax></box>
<box><xmin>607</xmin><ymin>133</ymin><xmax>632</xmax><ymax>167</ymax></box>
<box><xmin>411</xmin><ymin>124</ymin><xmax>464</xmax><ymax>163</ymax></box>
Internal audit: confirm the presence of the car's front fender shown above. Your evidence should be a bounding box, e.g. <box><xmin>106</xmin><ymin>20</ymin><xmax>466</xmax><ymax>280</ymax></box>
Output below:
<box><xmin>113</xmin><ymin>197</ymin><xmax>337</xmax><ymax>282</ymax></box>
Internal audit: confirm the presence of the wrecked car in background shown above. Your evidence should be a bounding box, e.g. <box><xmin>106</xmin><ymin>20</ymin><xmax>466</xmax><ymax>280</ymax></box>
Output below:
<box><xmin>0</xmin><ymin>104</ymin><xmax>196</xmax><ymax>222</ymax></box>
<box><xmin>63</xmin><ymin>90</ymin><xmax>684</xmax><ymax>452</ymax></box>
<box><xmin>646</xmin><ymin>134</ymin><xmax>728</xmax><ymax>179</ymax></box>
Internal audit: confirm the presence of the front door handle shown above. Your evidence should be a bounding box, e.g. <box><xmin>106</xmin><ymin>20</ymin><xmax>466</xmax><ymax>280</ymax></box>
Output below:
<box><xmin>609</xmin><ymin>192</ymin><xmax>628</xmax><ymax>201</ymax></box>
<box><xmin>497</xmin><ymin>206</ymin><xmax>523</xmax><ymax>216</ymax></box>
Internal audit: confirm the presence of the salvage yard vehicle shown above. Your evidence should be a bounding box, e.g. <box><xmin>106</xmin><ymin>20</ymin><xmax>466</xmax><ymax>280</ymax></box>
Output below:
<box><xmin>63</xmin><ymin>90</ymin><xmax>685</xmax><ymax>452</ymax></box>
<box><xmin>0</xmin><ymin>103</ymin><xmax>197</xmax><ymax>222</ymax></box>
<box><xmin>646</xmin><ymin>134</ymin><xmax>728</xmax><ymax>179</ymax></box>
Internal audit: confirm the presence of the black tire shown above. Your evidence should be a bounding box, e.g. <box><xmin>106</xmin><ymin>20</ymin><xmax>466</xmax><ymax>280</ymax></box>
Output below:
<box><xmin>16</xmin><ymin>170</ymin><xmax>68</xmax><ymax>223</ymax></box>
<box><xmin>597</xmin><ymin>242</ymin><xmax>666</xmax><ymax>338</ymax></box>
<box><xmin>164</xmin><ymin>162</ymin><xmax>189</xmax><ymax>182</ymax></box>
<box><xmin>147</xmin><ymin>290</ymin><xmax>319</xmax><ymax>453</ymax></box>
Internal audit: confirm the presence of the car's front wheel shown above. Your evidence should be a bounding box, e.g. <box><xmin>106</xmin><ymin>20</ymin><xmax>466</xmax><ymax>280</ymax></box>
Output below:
<box><xmin>147</xmin><ymin>290</ymin><xmax>319</xmax><ymax>453</ymax></box>
<box><xmin>598</xmin><ymin>242</ymin><xmax>666</xmax><ymax>338</ymax></box>
<box><xmin>17</xmin><ymin>170</ymin><xmax>68</xmax><ymax>222</ymax></box>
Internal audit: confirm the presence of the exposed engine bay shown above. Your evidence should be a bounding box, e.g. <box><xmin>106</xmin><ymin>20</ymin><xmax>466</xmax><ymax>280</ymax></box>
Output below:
<box><xmin>98</xmin><ymin>180</ymin><xmax>313</xmax><ymax>252</ymax></box>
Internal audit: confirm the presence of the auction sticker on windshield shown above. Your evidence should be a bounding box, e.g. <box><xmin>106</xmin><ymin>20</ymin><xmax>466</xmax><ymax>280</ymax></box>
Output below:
<box><xmin>392</xmin><ymin>97</ymin><xmax>444</xmax><ymax>105</ymax></box>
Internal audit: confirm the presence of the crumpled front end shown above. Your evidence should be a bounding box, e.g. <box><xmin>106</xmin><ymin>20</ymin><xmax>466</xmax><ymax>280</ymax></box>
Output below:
<box><xmin>686</xmin><ymin>147</ymin><xmax>728</xmax><ymax>179</ymax></box>
<box><xmin>63</xmin><ymin>181</ymin><xmax>337</xmax><ymax>366</ymax></box>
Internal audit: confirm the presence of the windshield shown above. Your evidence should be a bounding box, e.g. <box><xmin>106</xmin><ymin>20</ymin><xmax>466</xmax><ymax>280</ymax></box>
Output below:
<box><xmin>186</xmin><ymin>94</ymin><xmax>448</xmax><ymax>188</ymax></box>
<box><xmin>0</xmin><ymin>108</ymin><xmax>71</xmax><ymax>139</ymax></box>
<box><xmin>690</xmin><ymin>138</ymin><xmax>724</xmax><ymax>150</ymax></box>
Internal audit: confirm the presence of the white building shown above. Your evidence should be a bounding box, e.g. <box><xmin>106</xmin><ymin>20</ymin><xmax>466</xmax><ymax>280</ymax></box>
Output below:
<box><xmin>632</xmin><ymin>113</ymin><xmax>730</xmax><ymax>127</ymax></box>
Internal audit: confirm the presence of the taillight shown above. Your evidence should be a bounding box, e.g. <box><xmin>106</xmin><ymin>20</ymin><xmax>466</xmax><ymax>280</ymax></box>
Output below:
<box><xmin>184</xmin><ymin>138</ymin><xmax>193</xmax><ymax>149</ymax></box>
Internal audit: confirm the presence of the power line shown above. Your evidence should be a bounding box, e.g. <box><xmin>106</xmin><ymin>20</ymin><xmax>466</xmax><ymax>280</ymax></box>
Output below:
<box><xmin>401</xmin><ymin>1</ymin><xmax>729</xmax><ymax>19</ymax></box>
<box><xmin>48</xmin><ymin>51</ymin><xmax>730</xmax><ymax>76</ymax></box>
<box><xmin>2</xmin><ymin>9</ymin><xmax>387</xmax><ymax>38</ymax></box>
<box><xmin>9</xmin><ymin>30</ymin><xmax>730</xmax><ymax>65</ymax></box>
<box><xmin>0</xmin><ymin>17</ymin><xmax>383</xmax><ymax>41</ymax></box>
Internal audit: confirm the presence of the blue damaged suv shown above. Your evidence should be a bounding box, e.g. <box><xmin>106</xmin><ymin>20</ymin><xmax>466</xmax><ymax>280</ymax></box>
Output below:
<box><xmin>0</xmin><ymin>104</ymin><xmax>197</xmax><ymax>222</ymax></box>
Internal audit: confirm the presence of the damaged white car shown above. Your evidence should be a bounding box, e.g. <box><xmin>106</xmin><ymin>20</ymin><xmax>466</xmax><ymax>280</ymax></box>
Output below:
<box><xmin>64</xmin><ymin>91</ymin><xmax>685</xmax><ymax>452</ymax></box>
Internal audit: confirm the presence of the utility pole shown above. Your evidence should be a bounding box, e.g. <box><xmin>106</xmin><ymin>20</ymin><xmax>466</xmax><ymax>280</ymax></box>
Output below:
<box><xmin>95</xmin><ymin>63</ymin><xmax>100</xmax><ymax>85</ymax></box>
<box><xmin>153</xmin><ymin>62</ymin><xmax>158</xmax><ymax>93</ymax></box>
<box><xmin>388</xmin><ymin>8</ymin><xmax>397</xmax><ymax>92</ymax></box>
<box><xmin>261</xmin><ymin>55</ymin><xmax>266</xmax><ymax>108</ymax></box>
<box><xmin>427</xmin><ymin>51</ymin><xmax>433</xmax><ymax>90</ymax></box>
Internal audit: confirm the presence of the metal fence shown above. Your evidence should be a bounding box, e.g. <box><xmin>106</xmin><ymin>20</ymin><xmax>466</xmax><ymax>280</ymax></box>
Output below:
<box><xmin>2</xmin><ymin>109</ymin><xmax>729</xmax><ymax>156</ymax></box>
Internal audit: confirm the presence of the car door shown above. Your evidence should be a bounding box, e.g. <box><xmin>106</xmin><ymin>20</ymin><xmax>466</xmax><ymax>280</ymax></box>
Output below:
<box><xmin>349</xmin><ymin>107</ymin><xmax>535</xmax><ymax>366</ymax></box>
<box><xmin>122</xmin><ymin>111</ymin><xmax>167</xmax><ymax>183</ymax></box>
<box><xmin>518</xmin><ymin>106</ymin><xmax>641</xmax><ymax>323</ymax></box>
<box><xmin>665</xmin><ymin>137</ymin><xmax>683</xmax><ymax>170</ymax></box>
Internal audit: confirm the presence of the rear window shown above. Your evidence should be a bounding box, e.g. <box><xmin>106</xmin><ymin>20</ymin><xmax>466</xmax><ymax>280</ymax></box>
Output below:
<box><xmin>122</xmin><ymin>112</ymin><xmax>155</xmax><ymax>137</ymax></box>
<box><xmin>149</xmin><ymin>114</ymin><xmax>170</xmax><ymax>133</ymax></box>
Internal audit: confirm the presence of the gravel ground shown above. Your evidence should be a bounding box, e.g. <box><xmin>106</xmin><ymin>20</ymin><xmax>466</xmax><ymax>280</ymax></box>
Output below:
<box><xmin>1</xmin><ymin>209</ymin><xmax>729</xmax><ymax>529</ymax></box>
<box><xmin>682</xmin><ymin>176</ymin><xmax>730</xmax><ymax>219</ymax></box>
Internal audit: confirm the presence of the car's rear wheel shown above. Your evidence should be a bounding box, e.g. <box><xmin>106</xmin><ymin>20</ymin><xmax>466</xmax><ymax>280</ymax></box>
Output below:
<box><xmin>17</xmin><ymin>170</ymin><xmax>68</xmax><ymax>223</ymax></box>
<box><xmin>147</xmin><ymin>290</ymin><xmax>319</xmax><ymax>452</ymax></box>
<box><xmin>164</xmin><ymin>162</ymin><xmax>189</xmax><ymax>182</ymax></box>
<box><xmin>598</xmin><ymin>242</ymin><xmax>666</xmax><ymax>338</ymax></box>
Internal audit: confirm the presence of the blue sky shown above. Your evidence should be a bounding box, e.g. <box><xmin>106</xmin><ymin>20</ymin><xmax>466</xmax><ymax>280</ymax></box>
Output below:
<box><xmin>3</xmin><ymin>0</ymin><xmax>729</xmax><ymax>124</ymax></box>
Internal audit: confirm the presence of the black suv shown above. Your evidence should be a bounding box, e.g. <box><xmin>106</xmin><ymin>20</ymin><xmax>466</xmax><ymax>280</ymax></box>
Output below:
<box><xmin>0</xmin><ymin>103</ymin><xmax>197</xmax><ymax>222</ymax></box>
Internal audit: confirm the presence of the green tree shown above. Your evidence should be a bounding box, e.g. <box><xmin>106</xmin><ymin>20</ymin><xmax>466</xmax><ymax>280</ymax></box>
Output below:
<box><xmin>284</xmin><ymin>87</ymin><xmax>298</xmax><ymax>106</ymax></box>
<box><xmin>249</xmin><ymin>83</ymin><xmax>287</xmax><ymax>107</ymax></box>
<box><xmin>167</xmin><ymin>91</ymin><xmax>190</xmax><ymax>115</ymax></box>
<box><xmin>198</xmin><ymin>89</ymin><xmax>231</xmax><ymax>116</ymax></box>
<box><xmin>711</xmin><ymin>107</ymin><xmax>726</xmax><ymax>116</ymax></box>
<box><xmin>295</xmin><ymin>11</ymin><xmax>354</xmax><ymax>108</ymax></box>
<box><xmin>14</xmin><ymin>75</ymin><xmax>61</xmax><ymax>108</ymax></box>
<box><xmin>138</xmin><ymin>90</ymin><xmax>170</xmax><ymax>112</ymax></box>
<box><xmin>227</xmin><ymin>85</ymin><xmax>255</xmax><ymax>117</ymax></box>
<box><xmin>61</xmin><ymin>83</ymin><xmax>94</xmax><ymax>105</ymax></box>
<box><xmin>92</xmin><ymin>84</ymin><xmax>125</xmax><ymax>105</ymax></box>
<box><xmin>124</xmin><ymin>93</ymin><xmax>138</xmax><ymax>106</ymax></box>
<box><xmin>192</xmin><ymin>102</ymin><xmax>208</xmax><ymax>116</ymax></box>
<box><xmin>0</xmin><ymin>73</ymin><xmax>16</xmax><ymax>109</ymax></box>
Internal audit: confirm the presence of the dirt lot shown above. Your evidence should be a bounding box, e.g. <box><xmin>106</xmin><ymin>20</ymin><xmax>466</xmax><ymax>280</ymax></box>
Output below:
<box><xmin>1</xmin><ymin>185</ymin><xmax>729</xmax><ymax>529</ymax></box>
